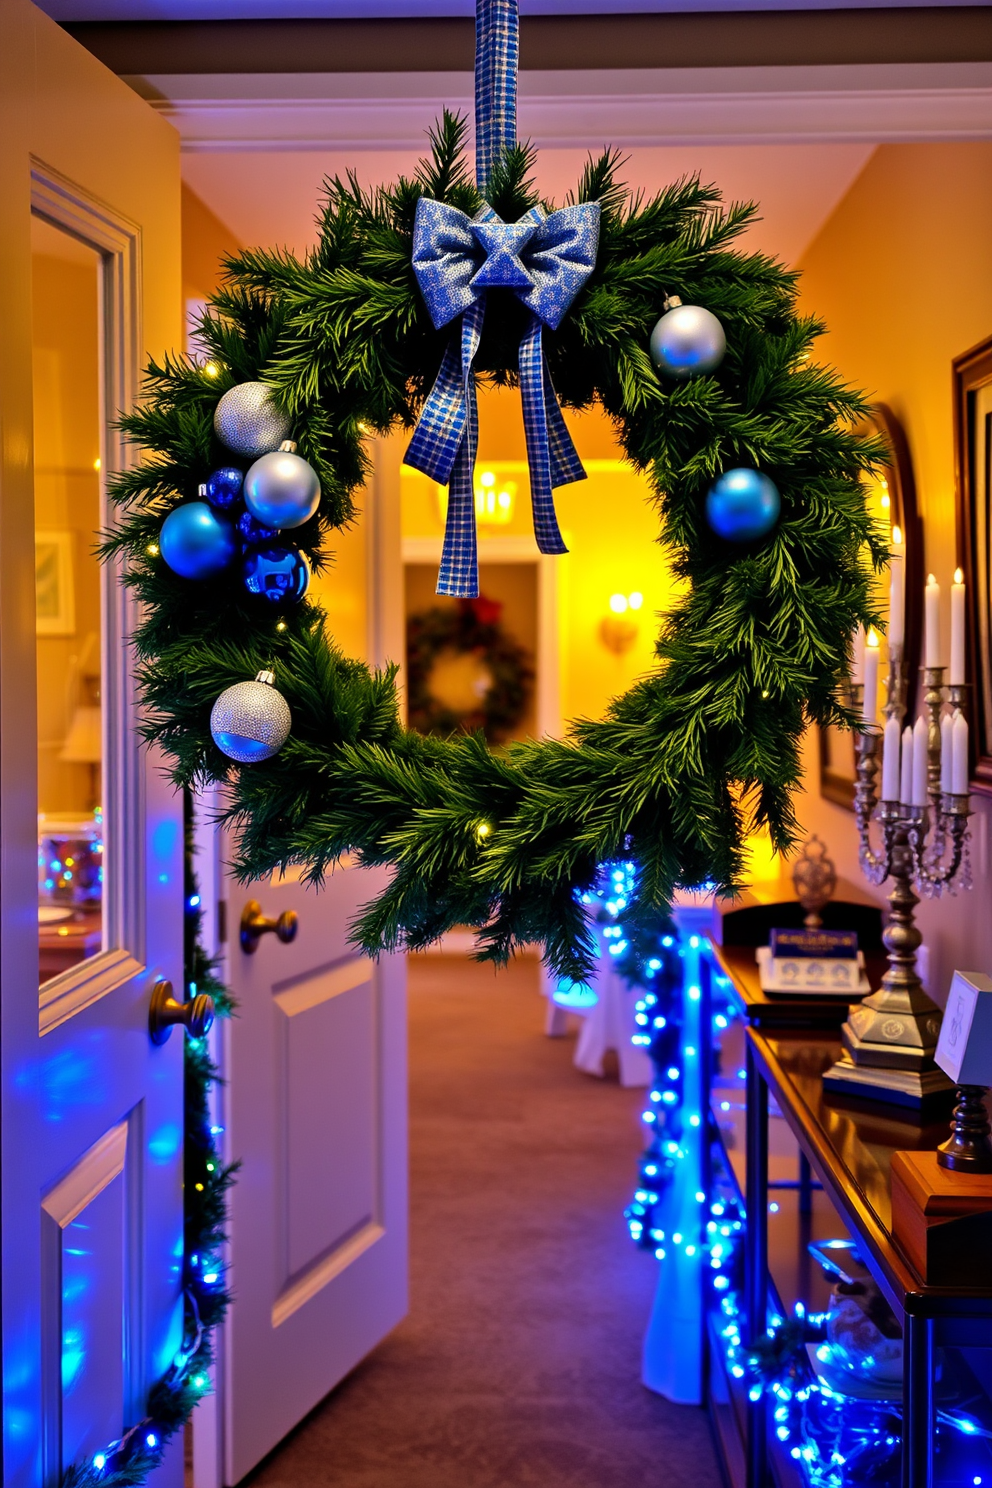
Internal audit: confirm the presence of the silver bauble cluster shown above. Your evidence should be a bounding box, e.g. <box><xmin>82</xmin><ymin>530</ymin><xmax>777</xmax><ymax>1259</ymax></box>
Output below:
<box><xmin>213</xmin><ymin>382</ymin><xmax>292</xmax><ymax>458</ymax></box>
<box><xmin>210</xmin><ymin>670</ymin><xmax>292</xmax><ymax>763</ymax></box>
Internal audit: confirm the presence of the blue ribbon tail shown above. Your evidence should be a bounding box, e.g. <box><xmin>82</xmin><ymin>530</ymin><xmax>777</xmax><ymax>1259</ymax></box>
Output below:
<box><xmin>519</xmin><ymin>314</ymin><xmax>580</xmax><ymax>557</ymax></box>
<box><xmin>425</xmin><ymin>301</ymin><xmax>484</xmax><ymax>597</ymax></box>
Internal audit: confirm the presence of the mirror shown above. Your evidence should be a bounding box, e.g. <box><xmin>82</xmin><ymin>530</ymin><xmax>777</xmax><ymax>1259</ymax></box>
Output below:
<box><xmin>820</xmin><ymin>402</ymin><xmax>923</xmax><ymax>809</ymax></box>
<box><xmin>954</xmin><ymin>334</ymin><xmax>992</xmax><ymax>791</ymax></box>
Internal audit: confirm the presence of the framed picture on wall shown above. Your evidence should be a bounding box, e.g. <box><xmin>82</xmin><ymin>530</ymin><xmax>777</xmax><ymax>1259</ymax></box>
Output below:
<box><xmin>35</xmin><ymin>530</ymin><xmax>76</xmax><ymax>636</ymax></box>
<box><xmin>820</xmin><ymin>403</ymin><xmax>923</xmax><ymax>809</ymax></box>
<box><xmin>954</xmin><ymin>334</ymin><xmax>992</xmax><ymax>794</ymax></box>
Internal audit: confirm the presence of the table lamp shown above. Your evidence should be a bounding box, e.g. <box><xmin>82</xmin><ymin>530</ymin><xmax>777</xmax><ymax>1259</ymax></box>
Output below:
<box><xmin>934</xmin><ymin>971</ymin><xmax>992</xmax><ymax>1172</ymax></box>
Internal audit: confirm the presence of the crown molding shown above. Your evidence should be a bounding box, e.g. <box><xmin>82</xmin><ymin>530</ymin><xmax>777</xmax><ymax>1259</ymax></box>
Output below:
<box><xmin>128</xmin><ymin>63</ymin><xmax>992</xmax><ymax>149</ymax></box>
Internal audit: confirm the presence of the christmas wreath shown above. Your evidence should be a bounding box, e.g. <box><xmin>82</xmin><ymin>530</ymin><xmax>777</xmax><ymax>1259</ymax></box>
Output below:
<box><xmin>407</xmin><ymin>595</ymin><xmax>534</xmax><ymax>742</ymax></box>
<box><xmin>105</xmin><ymin>0</ymin><xmax>884</xmax><ymax>985</ymax></box>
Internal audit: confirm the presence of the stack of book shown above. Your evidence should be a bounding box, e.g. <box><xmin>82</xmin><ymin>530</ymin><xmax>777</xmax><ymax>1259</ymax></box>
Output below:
<box><xmin>756</xmin><ymin>927</ymin><xmax>870</xmax><ymax>997</ymax></box>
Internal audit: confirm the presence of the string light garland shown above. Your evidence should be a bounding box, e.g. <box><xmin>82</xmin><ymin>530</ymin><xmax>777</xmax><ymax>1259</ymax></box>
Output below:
<box><xmin>63</xmin><ymin>797</ymin><xmax>235</xmax><ymax>1487</ymax></box>
<box><xmin>621</xmin><ymin>927</ymin><xmax>992</xmax><ymax>1487</ymax></box>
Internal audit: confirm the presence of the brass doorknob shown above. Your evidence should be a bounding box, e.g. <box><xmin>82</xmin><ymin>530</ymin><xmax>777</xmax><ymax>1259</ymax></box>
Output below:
<box><xmin>240</xmin><ymin>899</ymin><xmax>299</xmax><ymax>955</ymax></box>
<box><xmin>149</xmin><ymin>979</ymin><xmax>215</xmax><ymax>1046</ymax></box>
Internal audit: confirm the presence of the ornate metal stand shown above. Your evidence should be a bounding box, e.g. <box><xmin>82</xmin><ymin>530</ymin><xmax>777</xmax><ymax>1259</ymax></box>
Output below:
<box><xmin>823</xmin><ymin>659</ymin><xmax>970</xmax><ymax>1111</ymax></box>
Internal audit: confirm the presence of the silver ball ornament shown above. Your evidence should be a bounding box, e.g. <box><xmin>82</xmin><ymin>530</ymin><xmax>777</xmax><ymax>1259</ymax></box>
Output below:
<box><xmin>210</xmin><ymin>670</ymin><xmax>292</xmax><ymax>764</ymax></box>
<box><xmin>213</xmin><ymin>382</ymin><xmax>292</xmax><ymax>458</ymax></box>
<box><xmin>244</xmin><ymin>442</ymin><xmax>320</xmax><ymax>530</ymax></box>
<box><xmin>650</xmin><ymin>299</ymin><xmax>726</xmax><ymax>379</ymax></box>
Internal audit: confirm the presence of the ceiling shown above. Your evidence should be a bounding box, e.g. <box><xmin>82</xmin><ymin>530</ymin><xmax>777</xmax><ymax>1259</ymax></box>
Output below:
<box><xmin>36</xmin><ymin>0</ymin><xmax>992</xmax><ymax>16</ymax></box>
<box><xmin>181</xmin><ymin>140</ymin><xmax>876</xmax><ymax>265</ymax></box>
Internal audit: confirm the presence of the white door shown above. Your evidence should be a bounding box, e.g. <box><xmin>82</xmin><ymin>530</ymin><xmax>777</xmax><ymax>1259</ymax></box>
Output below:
<box><xmin>1</xmin><ymin>5</ymin><xmax>184</xmax><ymax>1485</ymax></box>
<box><xmin>218</xmin><ymin>852</ymin><xmax>408</xmax><ymax>1483</ymax></box>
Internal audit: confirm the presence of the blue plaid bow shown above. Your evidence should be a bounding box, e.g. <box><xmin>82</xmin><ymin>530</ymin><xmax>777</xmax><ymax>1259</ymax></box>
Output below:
<box><xmin>405</xmin><ymin>198</ymin><xmax>601</xmax><ymax>596</ymax></box>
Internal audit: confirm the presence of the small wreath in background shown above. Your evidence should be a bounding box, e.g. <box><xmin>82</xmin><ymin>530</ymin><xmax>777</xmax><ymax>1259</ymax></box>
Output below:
<box><xmin>407</xmin><ymin>596</ymin><xmax>534</xmax><ymax>743</ymax></box>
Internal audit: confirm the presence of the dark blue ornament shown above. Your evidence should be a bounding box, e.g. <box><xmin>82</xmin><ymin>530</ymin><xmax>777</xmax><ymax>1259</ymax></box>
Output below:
<box><xmin>705</xmin><ymin>469</ymin><xmax>781</xmax><ymax>543</ymax></box>
<box><xmin>237</xmin><ymin>510</ymin><xmax>279</xmax><ymax>545</ymax></box>
<box><xmin>243</xmin><ymin>545</ymin><xmax>310</xmax><ymax>605</ymax></box>
<box><xmin>160</xmin><ymin>502</ymin><xmax>236</xmax><ymax>579</ymax></box>
<box><xmin>205</xmin><ymin>466</ymin><xmax>244</xmax><ymax>511</ymax></box>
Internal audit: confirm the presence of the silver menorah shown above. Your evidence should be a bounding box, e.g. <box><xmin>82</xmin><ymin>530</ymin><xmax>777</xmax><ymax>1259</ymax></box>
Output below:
<box><xmin>823</xmin><ymin>657</ymin><xmax>971</xmax><ymax>1108</ymax></box>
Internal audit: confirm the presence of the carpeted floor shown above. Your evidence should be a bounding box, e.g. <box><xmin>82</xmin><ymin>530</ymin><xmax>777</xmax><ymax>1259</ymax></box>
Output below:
<box><xmin>246</xmin><ymin>953</ymin><xmax>721</xmax><ymax>1487</ymax></box>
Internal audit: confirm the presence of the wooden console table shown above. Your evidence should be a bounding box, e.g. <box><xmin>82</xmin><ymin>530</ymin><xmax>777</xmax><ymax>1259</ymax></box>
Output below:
<box><xmin>706</xmin><ymin>943</ymin><xmax>992</xmax><ymax>1488</ymax></box>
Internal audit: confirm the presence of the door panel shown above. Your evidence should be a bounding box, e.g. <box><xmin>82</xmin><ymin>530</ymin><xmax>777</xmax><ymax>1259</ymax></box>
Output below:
<box><xmin>1</xmin><ymin>4</ymin><xmax>183</xmax><ymax>1485</ymax></box>
<box><xmin>222</xmin><ymin>855</ymin><xmax>408</xmax><ymax>1484</ymax></box>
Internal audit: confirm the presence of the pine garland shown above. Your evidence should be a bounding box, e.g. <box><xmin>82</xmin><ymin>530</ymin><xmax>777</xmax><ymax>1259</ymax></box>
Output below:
<box><xmin>105</xmin><ymin>114</ymin><xmax>885</xmax><ymax>982</ymax></box>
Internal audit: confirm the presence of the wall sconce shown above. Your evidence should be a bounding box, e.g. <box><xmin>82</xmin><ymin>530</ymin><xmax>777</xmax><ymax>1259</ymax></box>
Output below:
<box><xmin>599</xmin><ymin>592</ymin><xmax>643</xmax><ymax>655</ymax></box>
<box><xmin>436</xmin><ymin>470</ymin><xmax>517</xmax><ymax>531</ymax></box>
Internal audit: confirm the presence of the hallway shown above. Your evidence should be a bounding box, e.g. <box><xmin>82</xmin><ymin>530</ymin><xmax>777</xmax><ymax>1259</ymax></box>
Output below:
<box><xmin>247</xmin><ymin>953</ymin><xmax>721</xmax><ymax>1487</ymax></box>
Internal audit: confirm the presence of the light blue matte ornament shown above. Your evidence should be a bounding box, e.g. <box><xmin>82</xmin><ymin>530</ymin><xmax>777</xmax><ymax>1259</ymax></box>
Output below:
<box><xmin>160</xmin><ymin>501</ymin><xmax>236</xmax><ymax>579</ymax></box>
<box><xmin>244</xmin><ymin>441</ymin><xmax>320</xmax><ymax>530</ymax></box>
<box><xmin>705</xmin><ymin>469</ymin><xmax>781</xmax><ymax>542</ymax></box>
<box><xmin>650</xmin><ymin>298</ymin><xmax>726</xmax><ymax>379</ymax></box>
<box><xmin>243</xmin><ymin>546</ymin><xmax>310</xmax><ymax>605</ymax></box>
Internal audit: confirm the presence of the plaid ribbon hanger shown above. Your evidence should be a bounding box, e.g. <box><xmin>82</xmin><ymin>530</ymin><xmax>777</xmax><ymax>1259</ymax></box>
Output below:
<box><xmin>403</xmin><ymin>0</ymin><xmax>601</xmax><ymax>598</ymax></box>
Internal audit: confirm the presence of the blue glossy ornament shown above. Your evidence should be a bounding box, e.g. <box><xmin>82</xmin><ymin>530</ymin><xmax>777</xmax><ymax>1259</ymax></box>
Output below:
<box><xmin>243</xmin><ymin>545</ymin><xmax>310</xmax><ymax>605</ymax></box>
<box><xmin>237</xmin><ymin>510</ymin><xmax>279</xmax><ymax>545</ymax></box>
<box><xmin>205</xmin><ymin>466</ymin><xmax>244</xmax><ymax>511</ymax></box>
<box><xmin>705</xmin><ymin>469</ymin><xmax>781</xmax><ymax>543</ymax></box>
<box><xmin>244</xmin><ymin>443</ymin><xmax>320</xmax><ymax>530</ymax></box>
<box><xmin>650</xmin><ymin>301</ymin><xmax>726</xmax><ymax>379</ymax></box>
<box><xmin>160</xmin><ymin>502</ymin><xmax>236</xmax><ymax>579</ymax></box>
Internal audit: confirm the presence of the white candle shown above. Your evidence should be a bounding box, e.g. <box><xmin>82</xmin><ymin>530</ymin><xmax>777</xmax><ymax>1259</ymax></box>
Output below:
<box><xmin>852</xmin><ymin>627</ymin><xmax>866</xmax><ymax>687</ymax></box>
<box><xmin>940</xmin><ymin>712</ymin><xmax>953</xmax><ymax>793</ymax></box>
<box><xmin>862</xmin><ymin>631</ymin><xmax>879</xmax><ymax>726</ymax></box>
<box><xmin>952</xmin><ymin>709</ymin><xmax>969</xmax><ymax>795</ymax></box>
<box><xmin>925</xmin><ymin>573</ymin><xmax>941</xmax><ymax>668</ymax></box>
<box><xmin>950</xmin><ymin>567</ymin><xmax>966</xmax><ymax>685</ymax></box>
<box><xmin>900</xmin><ymin>725</ymin><xmax>914</xmax><ymax>805</ymax></box>
<box><xmin>911</xmin><ymin>715</ymin><xmax>929</xmax><ymax>806</ymax></box>
<box><xmin>888</xmin><ymin>526</ymin><xmax>905</xmax><ymax>657</ymax></box>
<box><xmin>882</xmin><ymin>715</ymin><xmax>902</xmax><ymax>801</ymax></box>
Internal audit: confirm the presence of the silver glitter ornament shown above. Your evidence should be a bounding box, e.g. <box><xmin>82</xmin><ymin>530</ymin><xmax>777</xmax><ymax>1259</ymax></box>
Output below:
<box><xmin>213</xmin><ymin>382</ymin><xmax>292</xmax><ymax>458</ymax></box>
<box><xmin>649</xmin><ymin>297</ymin><xmax>726</xmax><ymax>379</ymax></box>
<box><xmin>210</xmin><ymin>670</ymin><xmax>292</xmax><ymax>764</ymax></box>
<box><xmin>244</xmin><ymin>441</ymin><xmax>321</xmax><ymax>530</ymax></box>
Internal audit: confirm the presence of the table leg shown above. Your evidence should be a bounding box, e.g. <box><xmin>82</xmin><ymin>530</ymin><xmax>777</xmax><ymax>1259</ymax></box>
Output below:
<box><xmin>745</xmin><ymin>1037</ymin><xmax>769</xmax><ymax>1488</ymax></box>
<box><xmin>903</xmin><ymin>1313</ymin><xmax>933</xmax><ymax>1488</ymax></box>
<box><xmin>798</xmin><ymin>1150</ymin><xmax>813</xmax><ymax>1217</ymax></box>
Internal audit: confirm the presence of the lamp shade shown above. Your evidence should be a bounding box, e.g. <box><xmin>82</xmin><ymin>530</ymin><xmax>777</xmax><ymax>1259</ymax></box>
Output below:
<box><xmin>936</xmin><ymin>971</ymin><xmax>992</xmax><ymax>1084</ymax></box>
<box><xmin>60</xmin><ymin>706</ymin><xmax>102</xmax><ymax>763</ymax></box>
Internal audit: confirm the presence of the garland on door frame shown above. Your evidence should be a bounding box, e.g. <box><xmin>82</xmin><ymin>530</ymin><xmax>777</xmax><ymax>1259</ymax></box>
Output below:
<box><xmin>63</xmin><ymin>805</ymin><xmax>235</xmax><ymax>1487</ymax></box>
<box><xmin>103</xmin><ymin>0</ymin><xmax>885</xmax><ymax>987</ymax></box>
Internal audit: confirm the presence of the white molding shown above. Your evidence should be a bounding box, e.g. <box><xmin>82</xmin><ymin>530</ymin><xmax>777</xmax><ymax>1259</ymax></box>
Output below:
<box><xmin>128</xmin><ymin>64</ymin><xmax>992</xmax><ymax>150</ymax></box>
<box><xmin>39</xmin><ymin>951</ymin><xmax>146</xmax><ymax>1036</ymax></box>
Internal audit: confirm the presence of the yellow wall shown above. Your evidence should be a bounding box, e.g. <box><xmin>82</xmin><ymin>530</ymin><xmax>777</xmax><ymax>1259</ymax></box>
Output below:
<box><xmin>796</xmin><ymin>142</ymin><xmax>992</xmax><ymax>1001</ymax></box>
<box><xmin>401</xmin><ymin>385</ymin><xmax>679</xmax><ymax>734</ymax></box>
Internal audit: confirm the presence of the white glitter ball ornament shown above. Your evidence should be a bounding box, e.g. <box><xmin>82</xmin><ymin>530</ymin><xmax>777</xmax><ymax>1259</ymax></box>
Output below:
<box><xmin>210</xmin><ymin>670</ymin><xmax>292</xmax><ymax>763</ymax></box>
<box><xmin>213</xmin><ymin>382</ymin><xmax>292</xmax><ymax>459</ymax></box>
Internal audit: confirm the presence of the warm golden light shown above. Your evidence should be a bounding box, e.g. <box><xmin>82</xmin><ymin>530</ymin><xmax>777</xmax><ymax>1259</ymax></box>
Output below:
<box><xmin>609</xmin><ymin>593</ymin><xmax>628</xmax><ymax>614</ymax></box>
<box><xmin>146</xmin><ymin>543</ymin><xmax>159</xmax><ymax>556</ymax></box>
<box><xmin>892</xmin><ymin>525</ymin><xmax>903</xmax><ymax>545</ymax></box>
<box><xmin>203</xmin><ymin>361</ymin><xmax>220</xmax><ymax>378</ymax></box>
<box><xmin>867</xmin><ymin>629</ymin><xmax>880</xmax><ymax>649</ymax></box>
<box><xmin>93</xmin><ymin>457</ymin><xmax>101</xmax><ymax>471</ymax></box>
<box><xmin>955</xmin><ymin>567</ymin><xmax>964</xmax><ymax>585</ymax></box>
